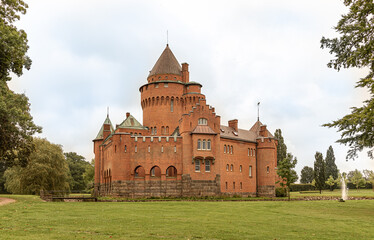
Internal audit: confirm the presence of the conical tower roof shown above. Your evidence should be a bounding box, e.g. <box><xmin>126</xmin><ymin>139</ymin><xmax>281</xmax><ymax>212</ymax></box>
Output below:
<box><xmin>94</xmin><ymin>114</ymin><xmax>114</xmax><ymax>140</ymax></box>
<box><xmin>148</xmin><ymin>44</ymin><xmax>182</xmax><ymax>77</ymax></box>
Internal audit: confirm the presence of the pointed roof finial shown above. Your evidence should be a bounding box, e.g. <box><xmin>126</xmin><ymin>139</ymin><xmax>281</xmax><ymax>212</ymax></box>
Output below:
<box><xmin>107</xmin><ymin>106</ymin><xmax>109</xmax><ymax>117</ymax></box>
<box><xmin>167</xmin><ymin>30</ymin><xmax>169</xmax><ymax>46</ymax></box>
<box><xmin>257</xmin><ymin>102</ymin><xmax>260</xmax><ymax>121</ymax></box>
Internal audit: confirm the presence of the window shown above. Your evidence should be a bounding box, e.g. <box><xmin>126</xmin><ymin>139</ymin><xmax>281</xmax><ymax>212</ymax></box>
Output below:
<box><xmin>148</xmin><ymin>145</ymin><xmax>150</xmax><ymax>152</ymax></box>
<box><xmin>240</xmin><ymin>165</ymin><xmax>242</xmax><ymax>172</ymax></box>
<box><xmin>205</xmin><ymin>160</ymin><xmax>210</xmax><ymax>172</ymax></box>
<box><xmin>225</xmin><ymin>182</ymin><xmax>228</xmax><ymax>190</ymax></box>
<box><xmin>166</xmin><ymin>126</ymin><xmax>169</xmax><ymax>134</ymax></box>
<box><xmin>231</xmin><ymin>146</ymin><xmax>233</xmax><ymax>154</ymax></box>
<box><xmin>253</xmin><ymin>149</ymin><xmax>256</xmax><ymax>156</ymax></box>
<box><xmin>207</xmin><ymin>140</ymin><xmax>211</xmax><ymax>150</ymax></box>
<box><xmin>267</xmin><ymin>166</ymin><xmax>270</xmax><ymax>173</ymax></box>
<box><xmin>249</xmin><ymin>165</ymin><xmax>252</xmax><ymax>177</ymax></box>
<box><xmin>151</xmin><ymin>167</ymin><xmax>155</xmax><ymax>176</ymax></box>
<box><xmin>125</xmin><ymin>145</ymin><xmax>127</xmax><ymax>152</ymax></box>
<box><xmin>230</xmin><ymin>164</ymin><xmax>233</xmax><ymax>172</ymax></box>
<box><xmin>248</xmin><ymin>148</ymin><xmax>250</xmax><ymax>156</ymax></box>
<box><xmin>161</xmin><ymin>146</ymin><xmax>164</xmax><ymax>153</ymax></box>
<box><xmin>197</xmin><ymin>139</ymin><xmax>201</xmax><ymax>150</ymax></box>
<box><xmin>240</xmin><ymin>182</ymin><xmax>242</xmax><ymax>190</ymax></box>
<box><xmin>135</xmin><ymin>145</ymin><xmax>137</xmax><ymax>153</ymax></box>
<box><xmin>224</xmin><ymin>145</ymin><xmax>226</xmax><ymax>153</ymax></box>
<box><xmin>174</xmin><ymin>145</ymin><xmax>177</xmax><ymax>153</ymax></box>
<box><xmin>164</xmin><ymin>83</ymin><xmax>168</xmax><ymax>87</ymax></box>
<box><xmin>202</xmin><ymin>140</ymin><xmax>206</xmax><ymax>150</ymax></box>
<box><xmin>154</xmin><ymin>127</ymin><xmax>157</xmax><ymax>135</ymax></box>
<box><xmin>195</xmin><ymin>160</ymin><xmax>200</xmax><ymax>172</ymax></box>
<box><xmin>226</xmin><ymin>164</ymin><xmax>229</xmax><ymax>171</ymax></box>
<box><xmin>171</xmin><ymin>99</ymin><xmax>174</xmax><ymax>112</ymax></box>
<box><xmin>115</xmin><ymin>145</ymin><xmax>116</xmax><ymax>153</ymax></box>
<box><xmin>162</xmin><ymin>126</ymin><xmax>165</xmax><ymax>134</ymax></box>
<box><xmin>151</xmin><ymin>127</ymin><xmax>154</xmax><ymax>135</ymax></box>
<box><xmin>155</xmin><ymin>83</ymin><xmax>159</xmax><ymax>88</ymax></box>
<box><xmin>198</xmin><ymin>118</ymin><xmax>208</xmax><ymax>125</ymax></box>
<box><xmin>233</xmin><ymin>182</ymin><xmax>235</xmax><ymax>190</ymax></box>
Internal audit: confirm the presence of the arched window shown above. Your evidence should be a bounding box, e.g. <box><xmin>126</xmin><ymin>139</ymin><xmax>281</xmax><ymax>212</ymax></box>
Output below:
<box><xmin>226</xmin><ymin>164</ymin><xmax>229</xmax><ymax>171</ymax></box>
<box><xmin>166</xmin><ymin>126</ymin><xmax>169</xmax><ymax>134</ymax></box>
<box><xmin>224</xmin><ymin>145</ymin><xmax>226</xmax><ymax>153</ymax></box>
<box><xmin>249</xmin><ymin>165</ymin><xmax>252</xmax><ymax>177</ymax></box>
<box><xmin>248</xmin><ymin>148</ymin><xmax>250</xmax><ymax>156</ymax></box>
<box><xmin>202</xmin><ymin>140</ymin><xmax>206</xmax><ymax>150</ymax></box>
<box><xmin>154</xmin><ymin>127</ymin><xmax>157</xmax><ymax>135</ymax></box>
<box><xmin>166</xmin><ymin>166</ymin><xmax>177</xmax><ymax>177</ymax></box>
<box><xmin>267</xmin><ymin>166</ymin><xmax>270</xmax><ymax>173</ymax></box>
<box><xmin>150</xmin><ymin>166</ymin><xmax>161</xmax><ymax>177</ymax></box>
<box><xmin>231</xmin><ymin>145</ymin><xmax>233</xmax><ymax>154</ymax></box>
<box><xmin>197</xmin><ymin>139</ymin><xmax>202</xmax><ymax>150</ymax></box>
<box><xmin>207</xmin><ymin>140</ymin><xmax>211</xmax><ymax>150</ymax></box>
<box><xmin>124</xmin><ymin>145</ymin><xmax>127</xmax><ymax>152</ymax></box>
<box><xmin>198</xmin><ymin>118</ymin><xmax>208</xmax><ymax>125</ymax></box>
<box><xmin>134</xmin><ymin>166</ymin><xmax>145</xmax><ymax>178</ymax></box>
<box><xmin>230</xmin><ymin>164</ymin><xmax>233</xmax><ymax>172</ymax></box>
<box><xmin>171</xmin><ymin>99</ymin><xmax>174</xmax><ymax>112</ymax></box>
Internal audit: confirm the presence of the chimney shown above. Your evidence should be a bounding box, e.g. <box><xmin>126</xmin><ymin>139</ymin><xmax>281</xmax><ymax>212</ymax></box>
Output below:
<box><xmin>126</xmin><ymin>112</ymin><xmax>130</xmax><ymax>118</ymax></box>
<box><xmin>103</xmin><ymin>123</ymin><xmax>111</xmax><ymax>139</ymax></box>
<box><xmin>259</xmin><ymin>125</ymin><xmax>268</xmax><ymax>137</ymax></box>
<box><xmin>228</xmin><ymin>119</ymin><xmax>238</xmax><ymax>132</ymax></box>
<box><xmin>182</xmin><ymin>63</ymin><xmax>189</xmax><ymax>83</ymax></box>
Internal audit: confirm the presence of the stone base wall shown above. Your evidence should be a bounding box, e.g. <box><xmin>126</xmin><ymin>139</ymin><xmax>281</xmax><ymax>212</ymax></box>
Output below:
<box><xmin>95</xmin><ymin>174</ymin><xmax>221</xmax><ymax>198</ymax></box>
<box><xmin>258</xmin><ymin>185</ymin><xmax>275</xmax><ymax>197</ymax></box>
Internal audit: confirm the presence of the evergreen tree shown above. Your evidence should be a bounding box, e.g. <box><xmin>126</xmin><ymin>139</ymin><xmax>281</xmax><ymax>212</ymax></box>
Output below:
<box><xmin>321</xmin><ymin>0</ymin><xmax>374</xmax><ymax>160</ymax></box>
<box><xmin>274</xmin><ymin>129</ymin><xmax>287</xmax><ymax>164</ymax></box>
<box><xmin>325</xmin><ymin>146</ymin><xmax>339</xmax><ymax>179</ymax></box>
<box><xmin>300</xmin><ymin>166</ymin><xmax>314</xmax><ymax>184</ymax></box>
<box><xmin>314</xmin><ymin>152</ymin><xmax>325</xmax><ymax>194</ymax></box>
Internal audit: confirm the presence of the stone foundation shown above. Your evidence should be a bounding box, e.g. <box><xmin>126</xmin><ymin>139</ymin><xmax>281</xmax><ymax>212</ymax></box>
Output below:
<box><xmin>96</xmin><ymin>174</ymin><xmax>221</xmax><ymax>198</ymax></box>
<box><xmin>257</xmin><ymin>185</ymin><xmax>275</xmax><ymax>197</ymax></box>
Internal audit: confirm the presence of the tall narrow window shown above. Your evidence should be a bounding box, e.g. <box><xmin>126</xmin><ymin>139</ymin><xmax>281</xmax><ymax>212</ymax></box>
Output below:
<box><xmin>198</xmin><ymin>118</ymin><xmax>207</xmax><ymax>125</ymax></box>
<box><xmin>124</xmin><ymin>145</ymin><xmax>127</xmax><ymax>152</ymax></box>
<box><xmin>166</xmin><ymin>126</ymin><xmax>169</xmax><ymax>134</ymax></box>
<box><xmin>225</xmin><ymin>182</ymin><xmax>228</xmax><ymax>190</ymax></box>
<box><xmin>249</xmin><ymin>165</ymin><xmax>252</xmax><ymax>177</ymax></box>
<box><xmin>135</xmin><ymin>145</ymin><xmax>137</xmax><ymax>153</ymax></box>
<box><xmin>233</xmin><ymin>182</ymin><xmax>235</xmax><ymax>190</ymax></box>
<box><xmin>197</xmin><ymin>139</ymin><xmax>201</xmax><ymax>150</ymax></box>
<box><xmin>224</xmin><ymin>145</ymin><xmax>226</xmax><ymax>153</ymax></box>
<box><xmin>240</xmin><ymin>182</ymin><xmax>242</xmax><ymax>190</ymax></box>
<box><xmin>195</xmin><ymin>160</ymin><xmax>200</xmax><ymax>172</ymax></box>
<box><xmin>205</xmin><ymin>160</ymin><xmax>210</xmax><ymax>172</ymax></box>
<box><xmin>154</xmin><ymin>127</ymin><xmax>157</xmax><ymax>135</ymax></box>
<box><xmin>171</xmin><ymin>99</ymin><xmax>174</xmax><ymax>112</ymax></box>
<box><xmin>231</xmin><ymin>164</ymin><xmax>233</xmax><ymax>172</ymax></box>
<box><xmin>267</xmin><ymin>166</ymin><xmax>270</xmax><ymax>173</ymax></box>
<box><xmin>207</xmin><ymin>140</ymin><xmax>211</xmax><ymax>150</ymax></box>
<box><xmin>240</xmin><ymin>165</ymin><xmax>242</xmax><ymax>172</ymax></box>
<box><xmin>151</xmin><ymin>168</ymin><xmax>155</xmax><ymax>176</ymax></box>
<box><xmin>151</xmin><ymin>127</ymin><xmax>154</xmax><ymax>135</ymax></box>
<box><xmin>202</xmin><ymin>140</ymin><xmax>206</xmax><ymax>150</ymax></box>
<box><xmin>253</xmin><ymin>149</ymin><xmax>256</xmax><ymax>156</ymax></box>
<box><xmin>148</xmin><ymin>145</ymin><xmax>150</xmax><ymax>152</ymax></box>
<box><xmin>174</xmin><ymin>145</ymin><xmax>177</xmax><ymax>153</ymax></box>
<box><xmin>248</xmin><ymin>148</ymin><xmax>250</xmax><ymax>156</ymax></box>
<box><xmin>226</xmin><ymin>164</ymin><xmax>229</xmax><ymax>171</ymax></box>
<box><xmin>161</xmin><ymin>146</ymin><xmax>164</xmax><ymax>153</ymax></box>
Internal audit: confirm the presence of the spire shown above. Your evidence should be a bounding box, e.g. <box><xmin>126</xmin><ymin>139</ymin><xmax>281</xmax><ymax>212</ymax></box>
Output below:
<box><xmin>94</xmin><ymin>113</ymin><xmax>114</xmax><ymax>140</ymax></box>
<box><xmin>148</xmin><ymin>45</ymin><xmax>182</xmax><ymax>77</ymax></box>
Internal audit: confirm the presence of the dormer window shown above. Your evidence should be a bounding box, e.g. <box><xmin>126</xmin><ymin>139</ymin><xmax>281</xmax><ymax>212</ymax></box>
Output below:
<box><xmin>198</xmin><ymin>118</ymin><xmax>207</xmax><ymax>125</ymax></box>
<box><xmin>233</xmin><ymin>131</ymin><xmax>238</xmax><ymax>136</ymax></box>
<box><xmin>220</xmin><ymin>128</ymin><xmax>225</xmax><ymax>133</ymax></box>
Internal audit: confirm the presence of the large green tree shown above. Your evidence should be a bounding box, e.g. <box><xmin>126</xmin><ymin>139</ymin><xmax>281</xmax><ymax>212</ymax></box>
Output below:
<box><xmin>325</xmin><ymin>146</ymin><xmax>339</xmax><ymax>179</ymax></box>
<box><xmin>0</xmin><ymin>0</ymin><xmax>40</xmax><ymax>168</ymax></box>
<box><xmin>321</xmin><ymin>0</ymin><xmax>374</xmax><ymax>160</ymax></box>
<box><xmin>4</xmin><ymin>138</ymin><xmax>70</xmax><ymax>194</ymax></box>
<box><xmin>348</xmin><ymin>169</ymin><xmax>366</xmax><ymax>190</ymax></box>
<box><xmin>314</xmin><ymin>152</ymin><xmax>326</xmax><ymax>194</ymax></box>
<box><xmin>65</xmin><ymin>152</ymin><xmax>91</xmax><ymax>191</ymax></box>
<box><xmin>274</xmin><ymin>129</ymin><xmax>287</xmax><ymax>164</ymax></box>
<box><xmin>300</xmin><ymin>166</ymin><xmax>314</xmax><ymax>184</ymax></box>
<box><xmin>276</xmin><ymin>153</ymin><xmax>298</xmax><ymax>200</ymax></box>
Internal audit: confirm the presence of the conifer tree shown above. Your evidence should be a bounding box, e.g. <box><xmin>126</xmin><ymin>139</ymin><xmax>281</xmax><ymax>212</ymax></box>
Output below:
<box><xmin>325</xmin><ymin>146</ymin><xmax>339</xmax><ymax>180</ymax></box>
<box><xmin>314</xmin><ymin>152</ymin><xmax>325</xmax><ymax>194</ymax></box>
<box><xmin>274</xmin><ymin>129</ymin><xmax>287</xmax><ymax>164</ymax></box>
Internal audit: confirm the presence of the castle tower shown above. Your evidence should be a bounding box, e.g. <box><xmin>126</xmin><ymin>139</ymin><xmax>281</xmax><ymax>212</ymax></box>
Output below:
<box><xmin>139</xmin><ymin>45</ymin><xmax>204</xmax><ymax>135</ymax></box>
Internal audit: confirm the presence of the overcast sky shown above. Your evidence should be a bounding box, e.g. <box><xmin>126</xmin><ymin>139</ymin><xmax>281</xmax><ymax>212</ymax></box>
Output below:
<box><xmin>9</xmin><ymin>0</ymin><xmax>373</xmax><ymax>176</ymax></box>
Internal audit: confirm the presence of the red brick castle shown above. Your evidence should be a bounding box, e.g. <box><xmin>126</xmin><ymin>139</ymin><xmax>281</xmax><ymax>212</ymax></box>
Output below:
<box><xmin>93</xmin><ymin>45</ymin><xmax>278</xmax><ymax>197</ymax></box>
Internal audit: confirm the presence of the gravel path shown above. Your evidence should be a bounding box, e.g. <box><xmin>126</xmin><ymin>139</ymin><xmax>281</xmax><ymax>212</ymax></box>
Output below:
<box><xmin>0</xmin><ymin>197</ymin><xmax>16</xmax><ymax>206</ymax></box>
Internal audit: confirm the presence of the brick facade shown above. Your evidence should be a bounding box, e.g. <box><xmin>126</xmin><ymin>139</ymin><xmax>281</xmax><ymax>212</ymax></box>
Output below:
<box><xmin>93</xmin><ymin>45</ymin><xmax>278</xmax><ymax>198</ymax></box>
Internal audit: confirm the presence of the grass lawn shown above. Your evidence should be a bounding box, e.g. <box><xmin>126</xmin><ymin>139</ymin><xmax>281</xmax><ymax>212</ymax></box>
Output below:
<box><xmin>290</xmin><ymin>188</ymin><xmax>374</xmax><ymax>198</ymax></box>
<box><xmin>1</xmin><ymin>195</ymin><xmax>374</xmax><ymax>239</ymax></box>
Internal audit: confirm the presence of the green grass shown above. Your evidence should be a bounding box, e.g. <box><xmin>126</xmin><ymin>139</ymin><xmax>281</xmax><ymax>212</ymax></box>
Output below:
<box><xmin>290</xmin><ymin>188</ymin><xmax>374</xmax><ymax>198</ymax></box>
<box><xmin>1</xmin><ymin>194</ymin><xmax>374</xmax><ymax>239</ymax></box>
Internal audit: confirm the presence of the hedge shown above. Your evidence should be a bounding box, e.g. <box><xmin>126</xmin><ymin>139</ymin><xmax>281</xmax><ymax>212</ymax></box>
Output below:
<box><xmin>290</xmin><ymin>184</ymin><xmax>316</xmax><ymax>192</ymax></box>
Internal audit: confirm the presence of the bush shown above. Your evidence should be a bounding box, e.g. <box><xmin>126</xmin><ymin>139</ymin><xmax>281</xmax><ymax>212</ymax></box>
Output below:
<box><xmin>347</xmin><ymin>182</ymin><xmax>372</xmax><ymax>189</ymax></box>
<box><xmin>275</xmin><ymin>187</ymin><xmax>287</xmax><ymax>197</ymax></box>
<box><xmin>289</xmin><ymin>184</ymin><xmax>316</xmax><ymax>192</ymax></box>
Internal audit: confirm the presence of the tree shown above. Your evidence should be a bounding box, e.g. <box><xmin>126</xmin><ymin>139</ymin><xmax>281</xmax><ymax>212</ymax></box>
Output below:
<box><xmin>300</xmin><ymin>166</ymin><xmax>314</xmax><ymax>184</ymax></box>
<box><xmin>325</xmin><ymin>175</ymin><xmax>338</xmax><ymax>191</ymax></box>
<box><xmin>83</xmin><ymin>159</ymin><xmax>95</xmax><ymax>192</ymax></box>
<box><xmin>321</xmin><ymin>0</ymin><xmax>374</xmax><ymax>160</ymax></box>
<box><xmin>276</xmin><ymin>153</ymin><xmax>298</xmax><ymax>200</ymax></box>
<box><xmin>314</xmin><ymin>152</ymin><xmax>325</xmax><ymax>194</ymax></box>
<box><xmin>65</xmin><ymin>152</ymin><xmax>90</xmax><ymax>192</ymax></box>
<box><xmin>274</xmin><ymin>129</ymin><xmax>287</xmax><ymax>164</ymax></box>
<box><xmin>325</xmin><ymin>146</ymin><xmax>339</xmax><ymax>179</ymax></box>
<box><xmin>0</xmin><ymin>0</ymin><xmax>40</xmax><ymax>168</ymax></box>
<box><xmin>348</xmin><ymin>169</ymin><xmax>366</xmax><ymax>190</ymax></box>
<box><xmin>363</xmin><ymin>169</ymin><xmax>374</xmax><ymax>190</ymax></box>
<box><xmin>4</xmin><ymin>138</ymin><xmax>70</xmax><ymax>194</ymax></box>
